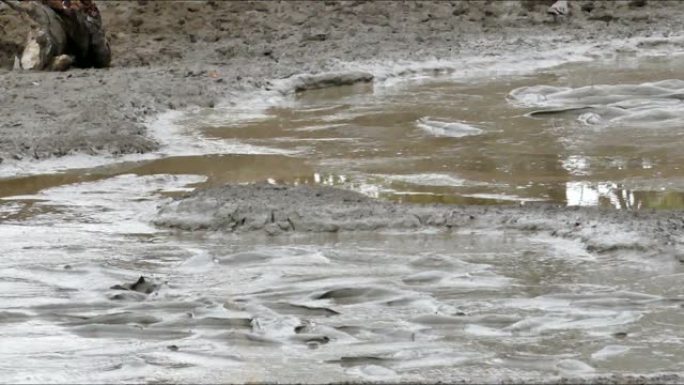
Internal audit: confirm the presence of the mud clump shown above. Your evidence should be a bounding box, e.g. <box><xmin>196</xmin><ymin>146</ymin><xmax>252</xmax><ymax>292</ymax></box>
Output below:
<box><xmin>285</xmin><ymin>71</ymin><xmax>374</xmax><ymax>93</ymax></box>
<box><xmin>155</xmin><ymin>183</ymin><xmax>425</xmax><ymax>234</ymax></box>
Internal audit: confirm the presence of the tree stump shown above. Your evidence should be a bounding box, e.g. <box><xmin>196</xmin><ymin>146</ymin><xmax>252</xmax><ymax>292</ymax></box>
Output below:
<box><xmin>1</xmin><ymin>0</ymin><xmax>110</xmax><ymax>71</ymax></box>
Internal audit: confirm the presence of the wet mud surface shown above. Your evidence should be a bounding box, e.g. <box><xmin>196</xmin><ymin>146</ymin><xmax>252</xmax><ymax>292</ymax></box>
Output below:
<box><xmin>2</xmin><ymin>1</ymin><xmax>684</xmax><ymax>383</ymax></box>
<box><xmin>0</xmin><ymin>176</ymin><xmax>683</xmax><ymax>383</ymax></box>
<box><xmin>156</xmin><ymin>183</ymin><xmax>684</xmax><ymax>255</ymax></box>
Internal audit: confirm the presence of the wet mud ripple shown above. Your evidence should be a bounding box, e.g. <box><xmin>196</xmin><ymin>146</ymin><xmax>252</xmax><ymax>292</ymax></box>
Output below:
<box><xmin>510</xmin><ymin>79</ymin><xmax>684</xmax><ymax>128</ymax></box>
<box><xmin>2</xmin><ymin>178</ymin><xmax>683</xmax><ymax>382</ymax></box>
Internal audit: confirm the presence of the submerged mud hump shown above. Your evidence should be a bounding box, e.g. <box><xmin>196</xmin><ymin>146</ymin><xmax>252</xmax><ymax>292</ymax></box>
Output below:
<box><xmin>155</xmin><ymin>183</ymin><xmax>684</xmax><ymax>260</ymax></box>
<box><xmin>416</xmin><ymin>117</ymin><xmax>484</xmax><ymax>138</ymax></box>
<box><xmin>509</xmin><ymin>80</ymin><xmax>684</xmax><ymax>127</ymax></box>
<box><xmin>154</xmin><ymin>183</ymin><xmax>424</xmax><ymax>234</ymax></box>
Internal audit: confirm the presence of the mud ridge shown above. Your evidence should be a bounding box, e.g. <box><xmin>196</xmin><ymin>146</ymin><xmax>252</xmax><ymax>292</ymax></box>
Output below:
<box><xmin>155</xmin><ymin>183</ymin><xmax>684</xmax><ymax>256</ymax></box>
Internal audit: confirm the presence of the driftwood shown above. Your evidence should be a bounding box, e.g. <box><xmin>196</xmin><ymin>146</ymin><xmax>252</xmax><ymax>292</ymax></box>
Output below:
<box><xmin>1</xmin><ymin>0</ymin><xmax>110</xmax><ymax>71</ymax></box>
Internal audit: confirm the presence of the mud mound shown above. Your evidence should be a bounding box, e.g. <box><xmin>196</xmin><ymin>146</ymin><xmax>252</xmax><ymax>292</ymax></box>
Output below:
<box><xmin>155</xmin><ymin>183</ymin><xmax>424</xmax><ymax>234</ymax></box>
<box><xmin>155</xmin><ymin>183</ymin><xmax>684</xmax><ymax>258</ymax></box>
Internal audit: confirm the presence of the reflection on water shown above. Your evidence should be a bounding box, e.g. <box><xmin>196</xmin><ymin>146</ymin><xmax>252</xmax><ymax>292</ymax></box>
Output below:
<box><xmin>567</xmin><ymin>181</ymin><xmax>684</xmax><ymax>210</ymax></box>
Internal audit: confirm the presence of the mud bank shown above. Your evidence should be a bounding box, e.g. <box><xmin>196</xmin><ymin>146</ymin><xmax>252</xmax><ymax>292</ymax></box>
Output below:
<box><xmin>2</xmin><ymin>1</ymin><xmax>684</xmax><ymax>163</ymax></box>
<box><xmin>156</xmin><ymin>183</ymin><xmax>684</xmax><ymax>257</ymax></box>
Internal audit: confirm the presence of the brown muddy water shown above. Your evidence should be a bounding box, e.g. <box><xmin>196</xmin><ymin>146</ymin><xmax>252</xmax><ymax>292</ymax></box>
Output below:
<box><xmin>185</xmin><ymin>53</ymin><xmax>684</xmax><ymax>209</ymax></box>
<box><xmin>1</xmin><ymin>54</ymin><xmax>684</xmax><ymax>383</ymax></box>
<box><xmin>3</xmin><ymin>55</ymin><xmax>684</xmax><ymax>208</ymax></box>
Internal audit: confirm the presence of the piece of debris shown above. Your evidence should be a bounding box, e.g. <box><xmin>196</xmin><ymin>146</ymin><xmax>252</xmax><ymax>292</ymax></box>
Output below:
<box><xmin>110</xmin><ymin>276</ymin><xmax>159</xmax><ymax>294</ymax></box>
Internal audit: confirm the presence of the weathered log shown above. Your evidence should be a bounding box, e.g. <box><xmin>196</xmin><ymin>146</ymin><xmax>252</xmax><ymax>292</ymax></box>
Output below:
<box><xmin>1</xmin><ymin>0</ymin><xmax>110</xmax><ymax>71</ymax></box>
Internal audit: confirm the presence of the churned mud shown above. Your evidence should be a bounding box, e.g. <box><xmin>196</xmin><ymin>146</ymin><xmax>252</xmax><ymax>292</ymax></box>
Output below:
<box><xmin>1</xmin><ymin>174</ymin><xmax>682</xmax><ymax>383</ymax></box>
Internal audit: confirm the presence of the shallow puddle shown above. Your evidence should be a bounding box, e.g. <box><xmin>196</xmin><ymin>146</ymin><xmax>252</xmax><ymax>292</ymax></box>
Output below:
<box><xmin>4</xmin><ymin>54</ymin><xmax>684</xmax><ymax>208</ymax></box>
<box><xmin>1</xmin><ymin>53</ymin><xmax>684</xmax><ymax>382</ymax></box>
<box><xmin>192</xmin><ymin>53</ymin><xmax>684</xmax><ymax>209</ymax></box>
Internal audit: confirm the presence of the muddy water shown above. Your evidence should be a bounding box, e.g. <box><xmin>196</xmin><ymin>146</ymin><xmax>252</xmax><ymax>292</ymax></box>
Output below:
<box><xmin>1</xmin><ymin>55</ymin><xmax>684</xmax><ymax>383</ymax></box>
<box><xmin>4</xmin><ymin>56</ymin><xmax>684</xmax><ymax>208</ymax></box>
<box><xmin>187</xmin><ymin>53</ymin><xmax>684</xmax><ymax>209</ymax></box>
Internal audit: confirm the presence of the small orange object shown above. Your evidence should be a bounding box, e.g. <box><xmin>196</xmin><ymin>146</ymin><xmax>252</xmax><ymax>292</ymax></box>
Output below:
<box><xmin>208</xmin><ymin>70</ymin><xmax>221</xmax><ymax>79</ymax></box>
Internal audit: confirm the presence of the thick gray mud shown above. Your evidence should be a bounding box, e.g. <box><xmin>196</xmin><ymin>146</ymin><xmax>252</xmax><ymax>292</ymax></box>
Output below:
<box><xmin>156</xmin><ymin>183</ymin><xmax>684</xmax><ymax>256</ymax></box>
<box><xmin>156</xmin><ymin>183</ymin><xmax>424</xmax><ymax>234</ymax></box>
<box><xmin>151</xmin><ymin>183</ymin><xmax>684</xmax><ymax>384</ymax></box>
<box><xmin>0</xmin><ymin>174</ymin><xmax>682</xmax><ymax>383</ymax></box>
